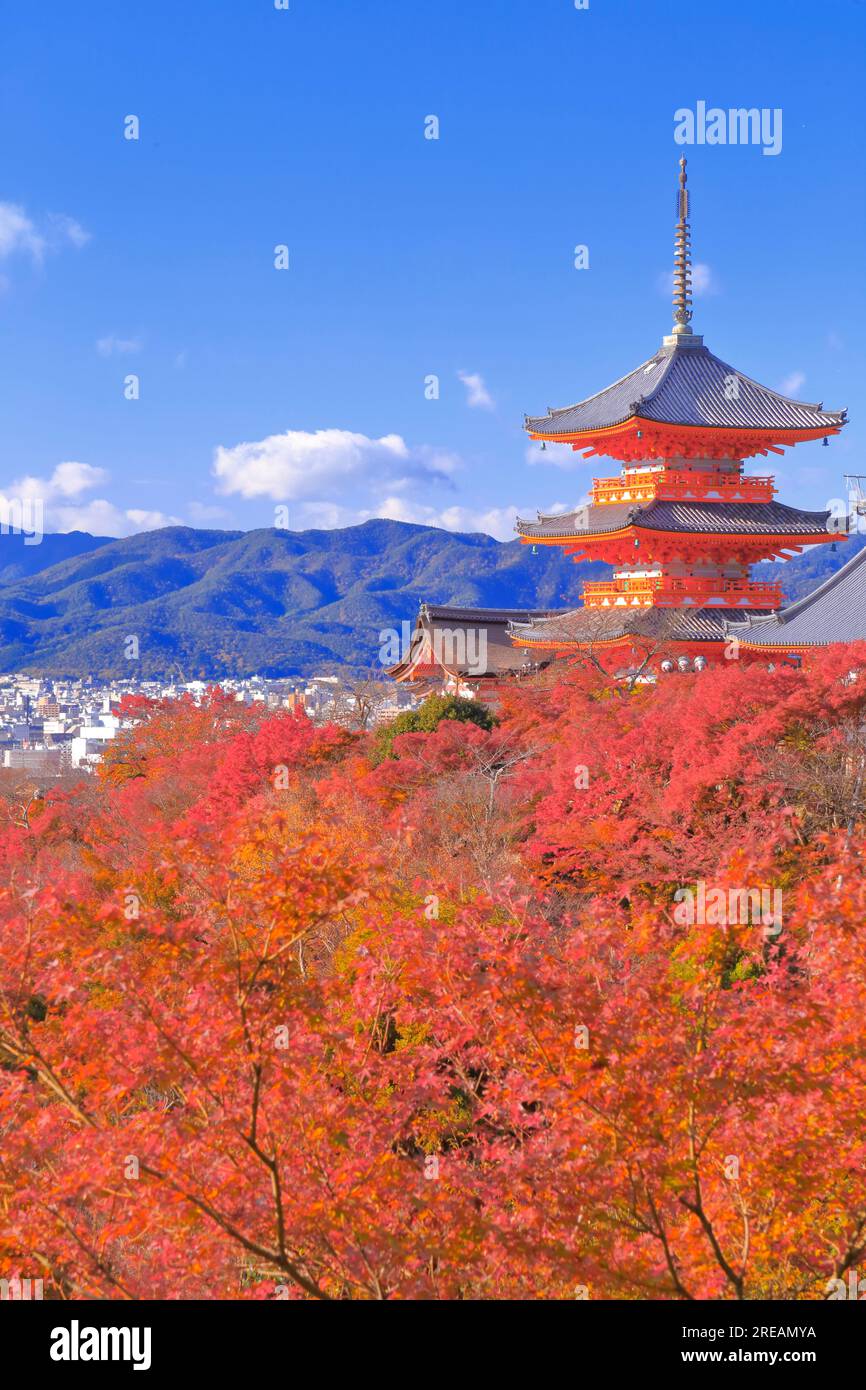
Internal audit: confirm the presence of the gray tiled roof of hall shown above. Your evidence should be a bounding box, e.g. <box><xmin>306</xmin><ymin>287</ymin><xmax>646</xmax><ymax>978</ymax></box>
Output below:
<box><xmin>516</xmin><ymin>499</ymin><xmax>833</xmax><ymax>540</ymax></box>
<box><xmin>524</xmin><ymin>341</ymin><xmax>847</xmax><ymax>436</ymax></box>
<box><xmin>386</xmin><ymin>603</ymin><xmax>566</xmax><ymax>680</ymax></box>
<box><xmin>507</xmin><ymin>606</ymin><xmax>772</xmax><ymax>647</ymax></box>
<box><xmin>419</xmin><ymin>604</ymin><xmax>559</xmax><ymax>625</ymax></box>
<box><xmin>725</xmin><ymin>542</ymin><xmax>866</xmax><ymax>648</ymax></box>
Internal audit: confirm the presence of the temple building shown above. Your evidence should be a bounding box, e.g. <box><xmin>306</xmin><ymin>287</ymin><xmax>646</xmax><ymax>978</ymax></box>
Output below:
<box><xmin>726</xmin><ymin>541</ymin><xmax>866</xmax><ymax>656</ymax></box>
<box><xmin>509</xmin><ymin>159</ymin><xmax>848</xmax><ymax>664</ymax></box>
<box><xmin>387</xmin><ymin>604</ymin><xmax>557</xmax><ymax>696</ymax></box>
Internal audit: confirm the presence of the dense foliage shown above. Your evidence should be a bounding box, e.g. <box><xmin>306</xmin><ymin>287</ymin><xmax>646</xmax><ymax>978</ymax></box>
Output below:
<box><xmin>2</xmin><ymin>648</ymin><xmax>866</xmax><ymax>1300</ymax></box>
<box><xmin>371</xmin><ymin>692</ymin><xmax>495</xmax><ymax>761</ymax></box>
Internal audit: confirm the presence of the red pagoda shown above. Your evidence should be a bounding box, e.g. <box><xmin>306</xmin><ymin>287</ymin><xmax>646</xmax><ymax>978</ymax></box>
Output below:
<box><xmin>509</xmin><ymin>159</ymin><xmax>847</xmax><ymax>663</ymax></box>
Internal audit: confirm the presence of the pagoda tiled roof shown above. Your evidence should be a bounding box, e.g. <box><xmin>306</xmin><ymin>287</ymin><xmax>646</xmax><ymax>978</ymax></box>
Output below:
<box><xmin>724</xmin><ymin>541</ymin><xmax>866</xmax><ymax>648</ymax></box>
<box><xmin>524</xmin><ymin>341</ymin><xmax>847</xmax><ymax>437</ymax></box>
<box><xmin>507</xmin><ymin>605</ymin><xmax>766</xmax><ymax>647</ymax></box>
<box><xmin>516</xmin><ymin>499</ymin><xmax>833</xmax><ymax>541</ymax></box>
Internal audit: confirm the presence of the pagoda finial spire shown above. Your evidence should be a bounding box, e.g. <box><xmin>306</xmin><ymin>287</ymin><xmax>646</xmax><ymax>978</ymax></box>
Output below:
<box><xmin>672</xmin><ymin>155</ymin><xmax>694</xmax><ymax>337</ymax></box>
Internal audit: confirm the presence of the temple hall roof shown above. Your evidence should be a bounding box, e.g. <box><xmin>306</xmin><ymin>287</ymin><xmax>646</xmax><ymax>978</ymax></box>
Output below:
<box><xmin>387</xmin><ymin>604</ymin><xmax>562</xmax><ymax>681</ymax></box>
<box><xmin>507</xmin><ymin>605</ymin><xmax>767</xmax><ymax>649</ymax></box>
<box><xmin>725</xmin><ymin>541</ymin><xmax>866</xmax><ymax>649</ymax></box>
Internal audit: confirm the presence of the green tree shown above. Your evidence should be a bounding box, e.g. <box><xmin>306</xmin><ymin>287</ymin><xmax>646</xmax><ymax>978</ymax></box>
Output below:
<box><xmin>372</xmin><ymin>693</ymin><xmax>495</xmax><ymax>761</ymax></box>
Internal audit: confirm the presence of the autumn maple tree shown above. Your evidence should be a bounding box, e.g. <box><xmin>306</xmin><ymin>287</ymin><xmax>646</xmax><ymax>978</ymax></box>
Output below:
<box><xmin>2</xmin><ymin>649</ymin><xmax>866</xmax><ymax>1299</ymax></box>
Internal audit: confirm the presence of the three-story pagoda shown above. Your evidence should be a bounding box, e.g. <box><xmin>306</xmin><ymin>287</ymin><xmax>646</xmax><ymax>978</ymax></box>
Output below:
<box><xmin>510</xmin><ymin>159</ymin><xmax>847</xmax><ymax>663</ymax></box>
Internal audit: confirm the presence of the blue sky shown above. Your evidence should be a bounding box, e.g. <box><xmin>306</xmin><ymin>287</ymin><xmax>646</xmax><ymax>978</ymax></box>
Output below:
<box><xmin>1</xmin><ymin>0</ymin><xmax>864</xmax><ymax>540</ymax></box>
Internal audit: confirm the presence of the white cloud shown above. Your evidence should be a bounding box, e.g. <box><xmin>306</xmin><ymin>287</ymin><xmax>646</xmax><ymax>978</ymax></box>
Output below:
<box><xmin>188</xmin><ymin>500</ymin><xmax>233</xmax><ymax>525</ymax></box>
<box><xmin>779</xmin><ymin>370</ymin><xmax>806</xmax><ymax>397</ymax></box>
<box><xmin>525</xmin><ymin>440</ymin><xmax>579</xmax><ymax>469</ymax></box>
<box><xmin>372</xmin><ymin>497</ymin><xmax>594</xmax><ymax>539</ymax></box>
<box><xmin>0</xmin><ymin>460</ymin><xmax>179</xmax><ymax>537</ymax></box>
<box><xmin>0</xmin><ymin>204</ymin><xmax>46</xmax><ymax>261</ymax></box>
<box><xmin>360</xmin><ymin>496</ymin><xmax>424</xmax><ymax>524</ymax></box>
<box><xmin>657</xmin><ymin>262</ymin><xmax>717</xmax><ymax>298</ymax></box>
<box><xmin>543</xmin><ymin>500</ymin><xmax>585</xmax><ymax>516</ymax></box>
<box><xmin>457</xmin><ymin>370</ymin><xmax>495</xmax><ymax>410</ymax></box>
<box><xmin>0</xmin><ymin>202</ymin><xmax>90</xmax><ymax>267</ymax></box>
<box><xmin>435</xmin><ymin>504</ymin><xmax>519</xmax><ymax>539</ymax></box>
<box><xmin>356</xmin><ymin>496</ymin><xmax>522</xmax><ymax>541</ymax></box>
<box><xmin>9</xmin><ymin>461</ymin><xmax>107</xmax><ymax>502</ymax></box>
<box><xmin>280</xmin><ymin>495</ymin><xmax>524</xmax><ymax>541</ymax></box>
<box><xmin>228</xmin><ymin>491</ymin><xmax>586</xmax><ymax>543</ymax></box>
<box><xmin>124</xmin><ymin>507</ymin><xmax>180</xmax><ymax>530</ymax></box>
<box><xmin>96</xmin><ymin>334</ymin><xmax>142</xmax><ymax>357</ymax></box>
<box><xmin>213</xmin><ymin>427</ymin><xmax>459</xmax><ymax>501</ymax></box>
<box><xmin>51</xmin><ymin>461</ymin><xmax>108</xmax><ymax>497</ymax></box>
<box><xmin>293</xmin><ymin>501</ymin><xmax>352</xmax><ymax>530</ymax></box>
<box><xmin>51</xmin><ymin>500</ymin><xmax>181</xmax><ymax>536</ymax></box>
<box><xmin>691</xmin><ymin>263</ymin><xmax>716</xmax><ymax>295</ymax></box>
<box><xmin>47</xmin><ymin>214</ymin><xmax>90</xmax><ymax>250</ymax></box>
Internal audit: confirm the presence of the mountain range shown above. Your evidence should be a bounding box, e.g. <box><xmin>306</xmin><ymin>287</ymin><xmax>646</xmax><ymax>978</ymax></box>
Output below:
<box><xmin>0</xmin><ymin>529</ymin><xmax>113</xmax><ymax>586</ymax></box>
<box><xmin>0</xmin><ymin>521</ymin><xmax>862</xmax><ymax>678</ymax></box>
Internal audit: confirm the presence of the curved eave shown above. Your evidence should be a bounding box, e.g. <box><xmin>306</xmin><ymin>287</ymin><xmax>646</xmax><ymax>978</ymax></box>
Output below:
<box><xmin>512</xmin><ymin>634</ymin><xmax>634</xmax><ymax>651</ymax></box>
<box><xmin>525</xmin><ymin>417</ymin><xmax>844</xmax><ymax>450</ymax></box>
<box><xmin>510</xmin><ymin>633</ymin><xmax>732</xmax><ymax>654</ymax></box>
<box><xmin>387</xmin><ymin>650</ymin><xmax>462</xmax><ymax>681</ymax></box>
<box><xmin>516</xmin><ymin>526</ymin><xmax>838</xmax><ymax>548</ymax></box>
<box><xmin>735</xmin><ymin>639</ymin><xmax>825</xmax><ymax>652</ymax></box>
<box><xmin>387</xmin><ymin>661</ymin><xmax>430</xmax><ymax>681</ymax></box>
<box><xmin>734</xmin><ymin>632</ymin><xmax>866</xmax><ymax>653</ymax></box>
<box><xmin>527</xmin><ymin>412</ymin><xmax>648</xmax><ymax>440</ymax></box>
